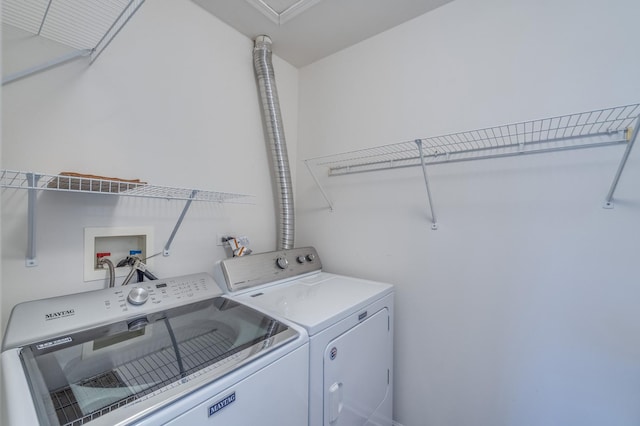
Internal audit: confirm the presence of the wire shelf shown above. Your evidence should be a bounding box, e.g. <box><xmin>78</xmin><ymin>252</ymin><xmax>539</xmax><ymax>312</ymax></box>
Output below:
<box><xmin>2</xmin><ymin>169</ymin><xmax>253</xmax><ymax>265</ymax></box>
<box><xmin>304</xmin><ymin>103</ymin><xmax>640</xmax><ymax>219</ymax></box>
<box><xmin>0</xmin><ymin>170</ymin><xmax>254</xmax><ymax>204</ymax></box>
<box><xmin>306</xmin><ymin>104</ymin><xmax>640</xmax><ymax>176</ymax></box>
<box><xmin>2</xmin><ymin>0</ymin><xmax>146</xmax><ymax>84</ymax></box>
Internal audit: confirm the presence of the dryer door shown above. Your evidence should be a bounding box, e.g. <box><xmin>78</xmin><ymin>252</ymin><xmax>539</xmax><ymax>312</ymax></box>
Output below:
<box><xmin>323</xmin><ymin>308</ymin><xmax>391</xmax><ymax>426</ymax></box>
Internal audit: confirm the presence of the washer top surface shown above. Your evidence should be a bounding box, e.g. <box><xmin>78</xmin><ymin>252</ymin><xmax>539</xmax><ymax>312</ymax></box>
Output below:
<box><xmin>235</xmin><ymin>272</ymin><xmax>393</xmax><ymax>336</ymax></box>
<box><xmin>2</xmin><ymin>272</ymin><xmax>308</xmax><ymax>426</ymax></box>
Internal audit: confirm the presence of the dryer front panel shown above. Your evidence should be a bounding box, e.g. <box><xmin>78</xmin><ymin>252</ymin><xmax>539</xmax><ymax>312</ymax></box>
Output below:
<box><xmin>323</xmin><ymin>308</ymin><xmax>392</xmax><ymax>426</ymax></box>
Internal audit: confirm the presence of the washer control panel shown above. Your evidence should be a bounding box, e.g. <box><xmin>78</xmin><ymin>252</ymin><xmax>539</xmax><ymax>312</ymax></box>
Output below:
<box><xmin>103</xmin><ymin>275</ymin><xmax>211</xmax><ymax>313</ymax></box>
<box><xmin>215</xmin><ymin>246</ymin><xmax>322</xmax><ymax>293</ymax></box>
<box><xmin>1</xmin><ymin>273</ymin><xmax>221</xmax><ymax>351</ymax></box>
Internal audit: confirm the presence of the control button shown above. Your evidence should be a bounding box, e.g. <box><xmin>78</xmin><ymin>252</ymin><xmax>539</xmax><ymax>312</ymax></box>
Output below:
<box><xmin>127</xmin><ymin>287</ymin><xmax>150</xmax><ymax>305</ymax></box>
<box><xmin>306</xmin><ymin>253</ymin><xmax>316</xmax><ymax>262</ymax></box>
<box><xmin>276</xmin><ymin>256</ymin><xmax>289</xmax><ymax>270</ymax></box>
<box><xmin>296</xmin><ymin>256</ymin><xmax>306</xmax><ymax>264</ymax></box>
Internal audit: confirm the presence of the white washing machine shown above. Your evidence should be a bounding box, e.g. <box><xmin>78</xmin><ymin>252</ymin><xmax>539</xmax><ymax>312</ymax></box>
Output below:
<box><xmin>1</xmin><ymin>272</ymin><xmax>309</xmax><ymax>426</ymax></box>
<box><xmin>214</xmin><ymin>247</ymin><xmax>394</xmax><ymax>426</ymax></box>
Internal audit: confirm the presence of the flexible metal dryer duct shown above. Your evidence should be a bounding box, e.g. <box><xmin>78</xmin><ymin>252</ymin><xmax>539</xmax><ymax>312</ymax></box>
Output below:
<box><xmin>253</xmin><ymin>35</ymin><xmax>294</xmax><ymax>250</ymax></box>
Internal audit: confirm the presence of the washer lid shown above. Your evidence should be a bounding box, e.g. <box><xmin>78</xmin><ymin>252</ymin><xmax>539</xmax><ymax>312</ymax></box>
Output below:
<box><xmin>15</xmin><ymin>296</ymin><xmax>300</xmax><ymax>426</ymax></box>
<box><xmin>236</xmin><ymin>272</ymin><xmax>393</xmax><ymax>336</ymax></box>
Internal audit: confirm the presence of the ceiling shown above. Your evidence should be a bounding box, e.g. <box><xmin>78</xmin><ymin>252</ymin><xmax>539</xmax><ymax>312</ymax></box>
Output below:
<box><xmin>193</xmin><ymin>0</ymin><xmax>454</xmax><ymax>68</ymax></box>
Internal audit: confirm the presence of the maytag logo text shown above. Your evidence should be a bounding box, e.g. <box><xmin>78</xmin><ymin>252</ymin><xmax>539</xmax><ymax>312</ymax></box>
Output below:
<box><xmin>45</xmin><ymin>309</ymin><xmax>75</xmax><ymax>321</ymax></box>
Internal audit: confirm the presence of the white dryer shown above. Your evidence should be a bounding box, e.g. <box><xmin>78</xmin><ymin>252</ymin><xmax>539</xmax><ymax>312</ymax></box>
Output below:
<box><xmin>214</xmin><ymin>247</ymin><xmax>394</xmax><ymax>426</ymax></box>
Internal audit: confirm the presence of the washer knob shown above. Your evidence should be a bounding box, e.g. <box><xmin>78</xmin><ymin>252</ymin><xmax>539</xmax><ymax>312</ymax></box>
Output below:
<box><xmin>127</xmin><ymin>287</ymin><xmax>149</xmax><ymax>305</ymax></box>
<box><xmin>276</xmin><ymin>256</ymin><xmax>289</xmax><ymax>270</ymax></box>
<box><xmin>296</xmin><ymin>256</ymin><xmax>306</xmax><ymax>264</ymax></box>
<box><xmin>306</xmin><ymin>253</ymin><xmax>316</xmax><ymax>262</ymax></box>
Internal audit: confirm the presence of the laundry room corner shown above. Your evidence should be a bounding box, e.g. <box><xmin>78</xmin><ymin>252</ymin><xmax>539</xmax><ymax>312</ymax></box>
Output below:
<box><xmin>295</xmin><ymin>0</ymin><xmax>640</xmax><ymax>425</ymax></box>
<box><xmin>2</xmin><ymin>0</ymin><xmax>640</xmax><ymax>424</ymax></box>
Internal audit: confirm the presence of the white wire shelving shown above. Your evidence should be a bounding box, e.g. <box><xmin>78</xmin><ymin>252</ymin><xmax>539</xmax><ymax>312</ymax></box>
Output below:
<box><xmin>0</xmin><ymin>170</ymin><xmax>253</xmax><ymax>203</ymax></box>
<box><xmin>304</xmin><ymin>104</ymin><xmax>640</xmax><ymax>229</ymax></box>
<box><xmin>2</xmin><ymin>0</ymin><xmax>145</xmax><ymax>85</ymax></box>
<box><xmin>1</xmin><ymin>170</ymin><xmax>254</xmax><ymax>266</ymax></box>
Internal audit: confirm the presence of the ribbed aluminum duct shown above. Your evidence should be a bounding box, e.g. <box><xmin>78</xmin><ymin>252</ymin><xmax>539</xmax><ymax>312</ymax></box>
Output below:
<box><xmin>253</xmin><ymin>35</ymin><xmax>295</xmax><ymax>250</ymax></box>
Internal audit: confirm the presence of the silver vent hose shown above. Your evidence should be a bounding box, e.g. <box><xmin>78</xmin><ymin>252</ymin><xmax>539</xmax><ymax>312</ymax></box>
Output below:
<box><xmin>253</xmin><ymin>35</ymin><xmax>294</xmax><ymax>250</ymax></box>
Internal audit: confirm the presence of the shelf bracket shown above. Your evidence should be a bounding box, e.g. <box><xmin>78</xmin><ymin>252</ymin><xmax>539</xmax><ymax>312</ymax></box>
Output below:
<box><xmin>603</xmin><ymin>121</ymin><xmax>639</xmax><ymax>209</ymax></box>
<box><xmin>2</xmin><ymin>49</ymin><xmax>92</xmax><ymax>86</ymax></box>
<box><xmin>37</xmin><ymin>0</ymin><xmax>54</xmax><ymax>35</ymax></box>
<box><xmin>3</xmin><ymin>0</ymin><xmax>145</xmax><ymax>85</ymax></box>
<box><xmin>415</xmin><ymin>140</ymin><xmax>438</xmax><ymax>230</ymax></box>
<box><xmin>26</xmin><ymin>173</ymin><xmax>41</xmax><ymax>267</ymax></box>
<box><xmin>91</xmin><ymin>0</ymin><xmax>146</xmax><ymax>64</ymax></box>
<box><xmin>304</xmin><ymin>159</ymin><xmax>334</xmax><ymax>211</ymax></box>
<box><xmin>163</xmin><ymin>190</ymin><xmax>198</xmax><ymax>256</ymax></box>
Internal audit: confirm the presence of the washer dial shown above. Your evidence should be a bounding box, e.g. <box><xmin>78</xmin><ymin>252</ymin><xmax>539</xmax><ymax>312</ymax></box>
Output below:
<box><xmin>127</xmin><ymin>287</ymin><xmax>149</xmax><ymax>305</ymax></box>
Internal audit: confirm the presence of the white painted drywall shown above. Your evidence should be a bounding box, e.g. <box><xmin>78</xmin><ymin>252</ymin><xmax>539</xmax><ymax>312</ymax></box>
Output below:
<box><xmin>1</xmin><ymin>0</ymin><xmax>299</xmax><ymax>333</ymax></box>
<box><xmin>296</xmin><ymin>0</ymin><xmax>640</xmax><ymax>425</ymax></box>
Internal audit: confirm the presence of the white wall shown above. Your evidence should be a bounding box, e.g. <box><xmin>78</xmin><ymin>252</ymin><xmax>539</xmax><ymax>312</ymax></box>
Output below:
<box><xmin>297</xmin><ymin>0</ymin><xmax>640</xmax><ymax>425</ymax></box>
<box><xmin>1</xmin><ymin>0</ymin><xmax>299</xmax><ymax>332</ymax></box>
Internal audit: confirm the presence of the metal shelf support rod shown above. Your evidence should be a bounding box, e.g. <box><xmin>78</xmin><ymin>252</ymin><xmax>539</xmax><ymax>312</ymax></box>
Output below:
<box><xmin>163</xmin><ymin>190</ymin><xmax>198</xmax><ymax>256</ymax></box>
<box><xmin>2</xmin><ymin>49</ymin><xmax>92</xmax><ymax>86</ymax></box>
<box><xmin>604</xmin><ymin>119</ymin><xmax>640</xmax><ymax>208</ymax></box>
<box><xmin>91</xmin><ymin>0</ymin><xmax>146</xmax><ymax>64</ymax></box>
<box><xmin>26</xmin><ymin>173</ymin><xmax>41</xmax><ymax>267</ymax></box>
<box><xmin>415</xmin><ymin>140</ymin><xmax>438</xmax><ymax>230</ymax></box>
<box><xmin>304</xmin><ymin>159</ymin><xmax>334</xmax><ymax>211</ymax></box>
<box><xmin>37</xmin><ymin>0</ymin><xmax>54</xmax><ymax>35</ymax></box>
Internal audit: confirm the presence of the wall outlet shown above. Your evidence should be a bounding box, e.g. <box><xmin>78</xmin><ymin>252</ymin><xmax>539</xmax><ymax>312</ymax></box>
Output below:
<box><xmin>84</xmin><ymin>226</ymin><xmax>154</xmax><ymax>282</ymax></box>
